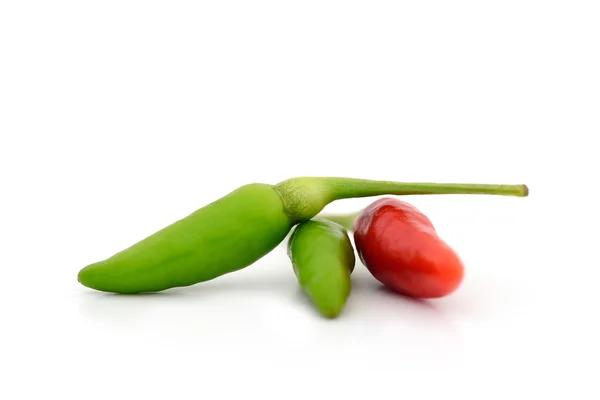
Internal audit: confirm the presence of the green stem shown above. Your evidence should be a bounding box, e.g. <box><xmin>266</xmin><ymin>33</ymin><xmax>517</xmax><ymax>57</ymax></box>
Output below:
<box><xmin>316</xmin><ymin>212</ymin><xmax>360</xmax><ymax>231</ymax></box>
<box><xmin>274</xmin><ymin>177</ymin><xmax>528</xmax><ymax>223</ymax></box>
<box><xmin>322</xmin><ymin>178</ymin><xmax>528</xmax><ymax>200</ymax></box>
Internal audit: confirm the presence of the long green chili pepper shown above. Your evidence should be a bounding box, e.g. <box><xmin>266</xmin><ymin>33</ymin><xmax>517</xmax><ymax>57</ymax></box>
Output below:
<box><xmin>287</xmin><ymin>218</ymin><xmax>355</xmax><ymax>319</ymax></box>
<box><xmin>77</xmin><ymin>177</ymin><xmax>528</xmax><ymax>294</ymax></box>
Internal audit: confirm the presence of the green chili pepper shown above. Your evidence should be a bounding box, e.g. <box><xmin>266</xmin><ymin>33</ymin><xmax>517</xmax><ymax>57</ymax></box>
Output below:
<box><xmin>287</xmin><ymin>218</ymin><xmax>355</xmax><ymax>319</ymax></box>
<box><xmin>77</xmin><ymin>177</ymin><xmax>528</xmax><ymax>294</ymax></box>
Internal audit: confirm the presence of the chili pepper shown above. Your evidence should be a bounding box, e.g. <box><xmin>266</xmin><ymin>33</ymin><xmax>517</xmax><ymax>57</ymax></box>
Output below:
<box><xmin>350</xmin><ymin>197</ymin><xmax>468</xmax><ymax>298</ymax></box>
<box><xmin>287</xmin><ymin>218</ymin><xmax>355</xmax><ymax>319</ymax></box>
<box><xmin>77</xmin><ymin>177</ymin><xmax>528</xmax><ymax>294</ymax></box>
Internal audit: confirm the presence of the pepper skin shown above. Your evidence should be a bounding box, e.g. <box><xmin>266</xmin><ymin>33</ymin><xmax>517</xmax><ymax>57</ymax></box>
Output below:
<box><xmin>78</xmin><ymin>184</ymin><xmax>290</xmax><ymax>294</ymax></box>
<box><xmin>353</xmin><ymin>198</ymin><xmax>464</xmax><ymax>298</ymax></box>
<box><xmin>78</xmin><ymin>178</ymin><xmax>527</xmax><ymax>294</ymax></box>
<box><xmin>287</xmin><ymin>218</ymin><xmax>355</xmax><ymax>319</ymax></box>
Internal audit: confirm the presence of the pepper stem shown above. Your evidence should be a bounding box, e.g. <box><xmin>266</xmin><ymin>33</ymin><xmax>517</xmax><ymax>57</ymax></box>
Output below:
<box><xmin>316</xmin><ymin>212</ymin><xmax>360</xmax><ymax>231</ymax></box>
<box><xmin>274</xmin><ymin>177</ymin><xmax>528</xmax><ymax>223</ymax></box>
<box><xmin>322</xmin><ymin>178</ymin><xmax>528</xmax><ymax>200</ymax></box>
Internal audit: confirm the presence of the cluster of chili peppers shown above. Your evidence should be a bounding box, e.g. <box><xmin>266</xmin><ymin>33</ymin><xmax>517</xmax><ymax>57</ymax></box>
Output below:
<box><xmin>324</xmin><ymin>198</ymin><xmax>470</xmax><ymax>300</ymax></box>
<box><xmin>77</xmin><ymin>176</ymin><xmax>528</xmax><ymax>319</ymax></box>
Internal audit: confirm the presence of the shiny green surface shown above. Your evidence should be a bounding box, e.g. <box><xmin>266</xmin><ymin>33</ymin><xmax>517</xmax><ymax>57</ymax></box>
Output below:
<box><xmin>78</xmin><ymin>184</ymin><xmax>292</xmax><ymax>293</ymax></box>
<box><xmin>287</xmin><ymin>218</ymin><xmax>355</xmax><ymax>318</ymax></box>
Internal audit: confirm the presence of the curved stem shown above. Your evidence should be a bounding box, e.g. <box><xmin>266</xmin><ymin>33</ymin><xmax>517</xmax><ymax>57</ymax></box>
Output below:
<box><xmin>274</xmin><ymin>177</ymin><xmax>529</xmax><ymax>223</ymax></box>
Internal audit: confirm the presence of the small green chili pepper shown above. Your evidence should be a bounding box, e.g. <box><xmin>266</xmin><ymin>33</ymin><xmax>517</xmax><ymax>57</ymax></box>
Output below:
<box><xmin>77</xmin><ymin>177</ymin><xmax>528</xmax><ymax>294</ymax></box>
<box><xmin>287</xmin><ymin>218</ymin><xmax>355</xmax><ymax>319</ymax></box>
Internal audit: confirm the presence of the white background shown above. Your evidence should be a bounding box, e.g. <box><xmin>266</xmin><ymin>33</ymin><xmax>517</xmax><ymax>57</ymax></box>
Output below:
<box><xmin>1</xmin><ymin>1</ymin><xmax>599</xmax><ymax>399</ymax></box>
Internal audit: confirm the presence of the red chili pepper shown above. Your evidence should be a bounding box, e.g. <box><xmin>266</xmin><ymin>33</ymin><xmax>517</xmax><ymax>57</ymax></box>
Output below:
<box><xmin>353</xmin><ymin>197</ymin><xmax>464</xmax><ymax>298</ymax></box>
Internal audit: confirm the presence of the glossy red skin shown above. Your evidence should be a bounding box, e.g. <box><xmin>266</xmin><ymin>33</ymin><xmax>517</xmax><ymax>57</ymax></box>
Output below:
<box><xmin>353</xmin><ymin>197</ymin><xmax>464</xmax><ymax>298</ymax></box>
